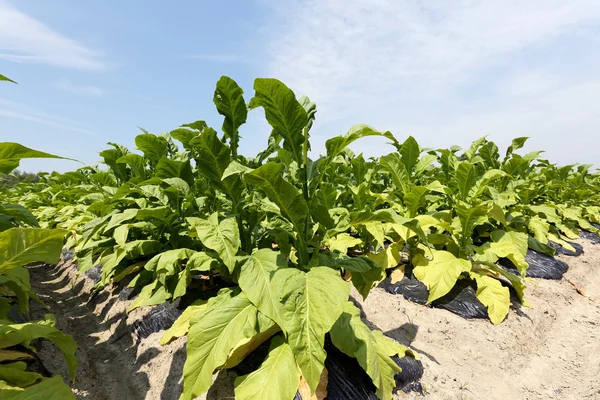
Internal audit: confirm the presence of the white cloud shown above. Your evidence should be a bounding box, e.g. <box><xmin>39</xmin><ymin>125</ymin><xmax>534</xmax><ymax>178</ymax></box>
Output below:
<box><xmin>0</xmin><ymin>98</ymin><xmax>96</xmax><ymax>136</ymax></box>
<box><xmin>261</xmin><ymin>0</ymin><xmax>600</xmax><ymax>165</ymax></box>
<box><xmin>0</xmin><ymin>1</ymin><xmax>106</xmax><ymax>70</ymax></box>
<box><xmin>54</xmin><ymin>79</ymin><xmax>104</xmax><ymax>96</ymax></box>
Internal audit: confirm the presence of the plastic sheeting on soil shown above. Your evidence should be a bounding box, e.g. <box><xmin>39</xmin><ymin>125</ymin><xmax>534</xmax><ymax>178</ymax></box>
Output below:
<box><xmin>498</xmin><ymin>249</ymin><xmax>569</xmax><ymax>280</ymax></box>
<box><xmin>580</xmin><ymin>230</ymin><xmax>600</xmax><ymax>244</ymax></box>
<box><xmin>547</xmin><ymin>240</ymin><xmax>584</xmax><ymax>257</ymax></box>
<box><xmin>131</xmin><ymin>302</ymin><xmax>182</xmax><ymax>341</ymax></box>
<box><xmin>384</xmin><ymin>270</ymin><xmax>489</xmax><ymax>320</ymax></box>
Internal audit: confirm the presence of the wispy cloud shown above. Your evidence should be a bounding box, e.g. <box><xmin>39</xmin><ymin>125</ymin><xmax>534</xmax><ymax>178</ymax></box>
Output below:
<box><xmin>181</xmin><ymin>53</ymin><xmax>247</xmax><ymax>63</ymax></box>
<box><xmin>0</xmin><ymin>1</ymin><xmax>106</xmax><ymax>70</ymax></box>
<box><xmin>262</xmin><ymin>0</ymin><xmax>600</xmax><ymax>166</ymax></box>
<box><xmin>0</xmin><ymin>98</ymin><xmax>96</xmax><ymax>136</ymax></box>
<box><xmin>53</xmin><ymin>79</ymin><xmax>104</xmax><ymax>96</ymax></box>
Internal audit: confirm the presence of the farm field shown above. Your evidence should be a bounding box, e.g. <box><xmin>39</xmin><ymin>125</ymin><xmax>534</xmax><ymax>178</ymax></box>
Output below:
<box><xmin>25</xmin><ymin>238</ymin><xmax>600</xmax><ymax>400</ymax></box>
<box><xmin>1</xmin><ymin>75</ymin><xmax>600</xmax><ymax>399</ymax></box>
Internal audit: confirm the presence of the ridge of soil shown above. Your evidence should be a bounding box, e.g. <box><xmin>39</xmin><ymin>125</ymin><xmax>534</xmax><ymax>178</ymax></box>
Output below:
<box><xmin>28</xmin><ymin>239</ymin><xmax>600</xmax><ymax>400</ymax></box>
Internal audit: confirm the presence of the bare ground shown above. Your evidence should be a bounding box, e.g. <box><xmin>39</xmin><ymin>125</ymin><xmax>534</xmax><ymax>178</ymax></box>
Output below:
<box><xmin>27</xmin><ymin>238</ymin><xmax>600</xmax><ymax>400</ymax></box>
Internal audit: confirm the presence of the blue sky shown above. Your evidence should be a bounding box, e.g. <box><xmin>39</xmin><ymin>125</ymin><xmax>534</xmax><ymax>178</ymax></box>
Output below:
<box><xmin>1</xmin><ymin>0</ymin><xmax>599</xmax><ymax>173</ymax></box>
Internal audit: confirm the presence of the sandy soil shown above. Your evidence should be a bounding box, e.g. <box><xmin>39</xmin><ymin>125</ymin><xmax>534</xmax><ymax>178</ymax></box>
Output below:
<box><xmin>27</xmin><ymin>238</ymin><xmax>600</xmax><ymax>400</ymax></box>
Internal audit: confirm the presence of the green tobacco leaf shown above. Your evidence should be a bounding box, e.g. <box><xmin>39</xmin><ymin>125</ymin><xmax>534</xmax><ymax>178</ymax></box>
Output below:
<box><xmin>316</xmin><ymin>125</ymin><xmax>398</xmax><ymax>189</ymax></box>
<box><xmin>455</xmin><ymin>204</ymin><xmax>490</xmax><ymax>250</ymax></box>
<box><xmin>214</xmin><ymin>76</ymin><xmax>247</xmax><ymax>154</ymax></box>
<box><xmin>187</xmin><ymin>213</ymin><xmax>240</xmax><ymax>272</ymax></box>
<box><xmin>238</xmin><ymin>249</ymin><xmax>287</xmax><ymax>328</ymax></box>
<box><xmin>0</xmin><ymin>204</ymin><xmax>39</xmax><ymax>228</ymax></box>
<box><xmin>135</xmin><ymin>134</ymin><xmax>168</xmax><ymax>162</ymax></box>
<box><xmin>489</xmin><ymin>230</ymin><xmax>529</xmax><ymax>275</ymax></box>
<box><xmin>455</xmin><ymin>162</ymin><xmax>477</xmax><ymax>201</ymax></box>
<box><xmin>469</xmin><ymin>272</ymin><xmax>510</xmax><ymax>324</ymax></box>
<box><xmin>117</xmin><ymin>153</ymin><xmax>147</xmax><ymax>179</ymax></box>
<box><xmin>326</xmin><ymin>233</ymin><xmax>362</xmax><ymax>254</ymax></box>
<box><xmin>271</xmin><ymin>267</ymin><xmax>350</xmax><ymax>393</ymax></box>
<box><xmin>0</xmin><ymin>143</ymin><xmax>74</xmax><ymax>174</ymax></box>
<box><xmin>160</xmin><ymin>300</ymin><xmax>208</xmax><ymax>345</ymax></box>
<box><xmin>0</xmin><ymin>228</ymin><xmax>66</xmax><ymax>274</ymax></box>
<box><xmin>234</xmin><ymin>335</ymin><xmax>300</xmax><ymax>400</ymax></box>
<box><xmin>412</xmin><ymin>250</ymin><xmax>471</xmax><ymax>303</ymax></box>
<box><xmin>0</xmin><ymin>376</ymin><xmax>76</xmax><ymax>400</ymax></box>
<box><xmin>182</xmin><ymin>293</ymin><xmax>272</xmax><ymax>400</ymax></box>
<box><xmin>189</xmin><ymin>128</ymin><xmax>243</xmax><ymax>202</ymax></box>
<box><xmin>314</xmin><ymin>252</ymin><xmax>384</xmax><ymax>300</ymax></box>
<box><xmin>249</xmin><ymin>78</ymin><xmax>308</xmax><ymax>165</ymax></box>
<box><xmin>0</xmin><ymin>316</ymin><xmax>77</xmax><ymax>380</ymax></box>
<box><xmin>404</xmin><ymin>186</ymin><xmax>429</xmax><ymax>217</ymax></box>
<box><xmin>399</xmin><ymin>136</ymin><xmax>420</xmax><ymax>174</ymax></box>
<box><xmin>380</xmin><ymin>153</ymin><xmax>410</xmax><ymax>193</ymax></box>
<box><xmin>155</xmin><ymin>158</ymin><xmax>194</xmax><ymax>186</ymax></box>
<box><xmin>0</xmin><ymin>74</ymin><xmax>17</xmax><ymax>84</ymax></box>
<box><xmin>244</xmin><ymin>163</ymin><xmax>308</xmax><ymax>235</ymax></box>
<box><xmin>0</xmin><ymin>362</ymin><xmax>42</xmax><ymax>387</ymax></box>
<box><xmin>330</xmin><ymin>302</ymin><xmax>404</xmax><ymax>400</ymax></box>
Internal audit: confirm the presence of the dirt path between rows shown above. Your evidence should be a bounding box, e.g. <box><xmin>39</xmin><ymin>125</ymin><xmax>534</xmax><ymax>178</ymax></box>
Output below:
<box><xmin>27</xmin><ymin>238</ymin><xmax>600</xmax><ymax>400</ymax></box>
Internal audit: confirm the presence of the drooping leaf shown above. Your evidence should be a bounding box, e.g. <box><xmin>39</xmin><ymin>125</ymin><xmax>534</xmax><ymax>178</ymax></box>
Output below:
<box><xmin>0</xmin><ymin>228</ymin><xmax>66</xmax><ymax>274</ymax></box>
<box><xmin>238</xmin><ymin>249</ymin><xmax>287</xmax><ymax>328</ymax></box>
<box><xmin>234</xmin><ymin>335</ymin><xmax>300</xmax><ymax>400</ymax></box>
<box><xmin>469</xmin><ymin>272</ymin><xmax>510</xmax><ymax>324</ymax></box>
<box><xmin>330</xmin><ymin>302</ymin><xmax>405</xmax><ymax>400</ymax></box>
<box><xmin>412</xmin><ymin>250</ymin><xmax>472</xmax><ymax>303</ymax></box>
<box><xmin>0</xmin><ymin>143</ymin><xmax>73</xmax><ymax>174</ymax></box>
<box><xmin>271</xmin><ymin>267</ymin><xmax>350</xmax><ymax>393</ymax></box>
<box><xmin>160</xmin><ymin>300</ymin><xmax>208</xmax><ymax>345</ymax></box>
<box><xmin>181</xmin><ymin>293</ymin><xmax>274</xmax><ymax>400</ymax></box>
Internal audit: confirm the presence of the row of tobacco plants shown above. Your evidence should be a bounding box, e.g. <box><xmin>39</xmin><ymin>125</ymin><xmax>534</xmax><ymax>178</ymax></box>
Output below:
<box><xmin>0</xmin><ymin>74</ymin><xmax>77</xmax><ymax>398</ymax></box>
<box><xmin>2</xmin><ymin>74</ymin><xmax>600</xmax><ymax>399</ymax></box>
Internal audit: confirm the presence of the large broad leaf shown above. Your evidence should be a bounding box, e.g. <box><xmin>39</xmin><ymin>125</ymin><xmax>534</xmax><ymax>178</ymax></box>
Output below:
<box><xmin>187</xmin><ymin>213</ymin><xmax>240</xmax><ymax>272</ymax></box>
<box><xmin>189</xmin><ymin>128</ymin><xmax>243</xmax><ymax>202</ymax></box>
<box><xmin>238</xmin><ymin>249</ymin><xmax>287</xmax><ymax>328</ymax></box>
<box><xmin>380</xmin><ymin>153</ymin><xmax>410</xmax><ymax>193</ymax></box>
<box><xmin>330</xmin><ymin>302</ymin><xmax>406</xmax><ymax>400</ymax></box>
<box><xmin>0</xmin><ymin>204</ymin><xmax>39</xmax><ymax>228</ymax></box>
<box><xmin>404</xmin><ymin>186</ymin><xmax>429</xmax><ymax>217</ymax></box>
<box><xmin>314</xmin><ymin>252</ymin><xmax>384</xmax><ymax>300</ymax></box>
<box><xmin>455</xmin><ymin>204</ymin><xmax>490</xmax><ymax>252</ymax></box>
<box><xmin>249</xmin><ymin>78</ymin><xmax>308</xmax><ymax>166</ymax></box>
<box><xmin>160</xmin><ymin>300</ymin><xmax>208</xmax><ymax>345</ymax></box>
<box><xmin>234</xmin><ymin>335</ymin><xmax>300</xmax><ymax>400</ymax></box>
<box><xmin>469</xmin><ymin>271</ymin><xmax>510</xmax><ymax>324</ymax></box>
<box><xmin>214</xmin><ymin>76</ymin><xmax>247</xmax><ymax>155</ymax></box>
<box><xmin>0</xmin><ymin>228</ymin><xmax>66</xmax><ymax>274</ymax></box>
<box><xmin>454</xmin><ymin>162</ymin><xmax>477</xmax><ymax>201</ymax></box>
<box><xmin>155</xmin><ymin>157</ymin><xmax>194</xmax><ymax>186</ymax></box>
<box><xmin>399</xmin><ymin>136</ymin><xmax>420</xmax><ymax>174</ymax></box>
<box><xmin>181</xmin><ymin>293</ymin><xmax>275</xmax><ymax>400</ymax></box>
<box><xmin>244</xmin><ymin>163</ymin><xmax>308</xmax><ymax>235</ymax></box>
<box><xmin>0</xmin><ymin>143</ymin><xmax>72</xmax><ymax>174</ymax></box>
<box><xmin>0</xmin><ymin>376</ymin><xmax>76</xmax><ymax>400</ymax></box>
<box><xmin>314</xmin><ymin>125</ymin><xmax>398</xmax><ymax>190</ymax></box>
<box><xmin>135</xmin><ymin>134</ymin><xmax>168</xmax><ymax>162</ymax></box>
<box><xmin>271</xmin><ymin>267</ymin><xmax>350</xmax><ymax>393</ymax></box>
<box><xmin>480</xmin><ymin>230</ymin><xmax>529</xmax><ymax>275</ymax></box>
<box><xmin>116</xmin><ymin>153</ymin><xmax>147</xmax><ymax>179</ymax></box>
<box><xmin>0</xmin><ymin>316</ymin><xmax>77</xmax><ymax>380</ymax></box>
<box><xmin>412</xmin><ymin>250</ymin><xmax>472</xmax><ymax>303</ymax></box>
